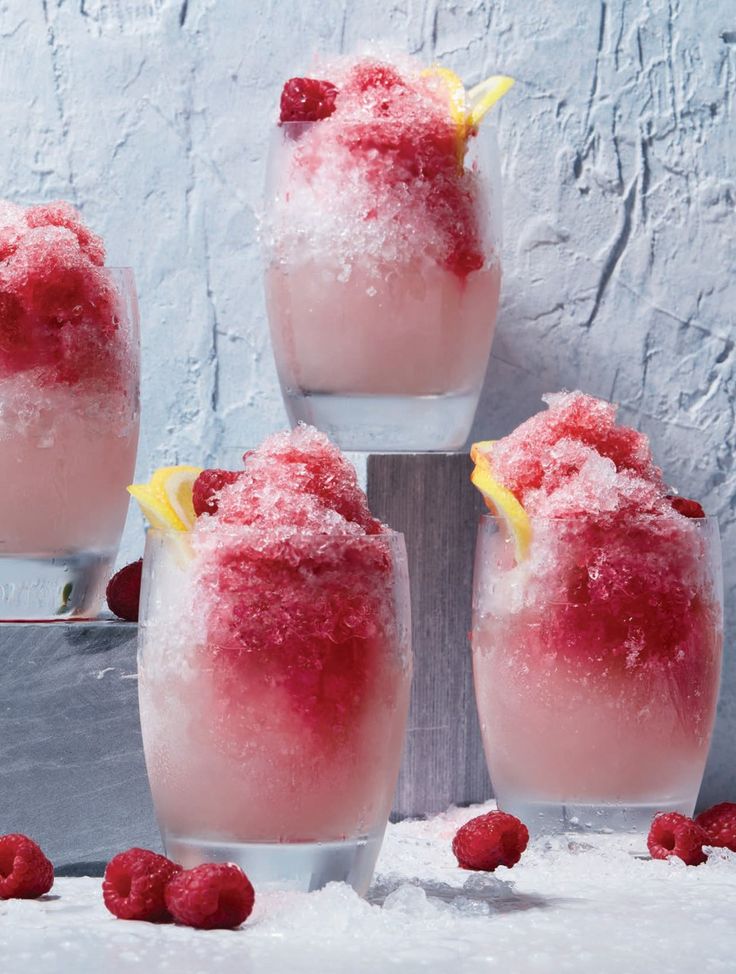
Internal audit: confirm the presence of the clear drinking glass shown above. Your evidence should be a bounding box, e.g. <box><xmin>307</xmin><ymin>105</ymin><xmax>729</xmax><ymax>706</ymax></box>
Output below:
<box><xmin>472</xmin><ymin>515</ymin><xmax>723</xmax><ymax>837</ymax></box>
<box><xmin>138</xmin><ymin>527</ymin><xmax>412</xmax><ymax>894</ymax></box>
<box><xmin>0</xmin><ymin>268</ymin><xmax>140</xmax><ymax>619</ymax></box>
<box><xmin>262</xmin><ymin>123</ymin><xmax>502</xmax><ymax>451</ymax></box>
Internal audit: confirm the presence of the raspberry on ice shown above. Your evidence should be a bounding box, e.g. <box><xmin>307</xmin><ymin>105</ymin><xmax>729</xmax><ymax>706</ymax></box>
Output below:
<box><xmin>647</xmin><ymin>813</ymin><xmax>708</xmax><ymax>866</ymax></box>
<box><xmin>452</xmin><ymin>812</ymin><xmax>529</xmax><ymax>871</ymax></box>
<box><xmin>165</xmin><ymin>863</ymin><xmax>255</xmax><ymax>930</ymax></box>
<box><xmin>695</xmin><ymin>802</ymin><xmax>736</xmax><ymax>852</ymax></box>
<box><xmin>103</xmin><ymin>848</ymin><xmax>182</xmax><ymax>922</ymax></box>
<box><xmin>192</xmin><ymin>468</ymin><xmax>241</xmax><ymax>517</ymax></box>
<box><xmin>0</xmin><ymin>834</ymin><xmax>54</xmax><ymax>899</ymax></box>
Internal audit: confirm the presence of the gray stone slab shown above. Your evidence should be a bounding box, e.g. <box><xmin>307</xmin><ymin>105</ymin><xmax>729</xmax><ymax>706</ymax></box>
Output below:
<box><xmin>0</xmin><ymin>621</ymin><xmax>160</xmax><ymax>874</ymax></box>
<box><xmin>367</xmin><ymin>453</ymin><xmax>491</xmax><ymax>818</ymax></box>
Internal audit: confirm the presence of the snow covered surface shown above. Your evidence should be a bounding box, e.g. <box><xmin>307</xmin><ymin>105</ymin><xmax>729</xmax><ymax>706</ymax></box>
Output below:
<box><xmin>2</xmin><ymin>802</ymin><xmax>735</xmax><ymax>974</ymax></box>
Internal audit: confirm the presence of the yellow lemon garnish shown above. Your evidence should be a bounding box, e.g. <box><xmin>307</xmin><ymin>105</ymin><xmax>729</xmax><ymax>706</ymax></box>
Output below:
<box><xmin>467</xmin><ymin>75</ymin><xmax>515</xmax><ymax>127</ymax></box>
<box><xmin>423</xmin><ymin>67</ymin><xmax>514</xmax><ymax>152</ymax></box>
<box><xmin>470</xmin><ymin>440</ymin><xmax>496</xmax><ymax>465</ymax></box>
<box><xmin>470</xmin><ymin>443</ymin><xmax>531</xmax><ymax>562</ymax></box>
<box><xmin>423</xmin><ymin>65</ymin><xmax>467</xmax><ymax>128</ymax></box>
<box><xmin>128</xmin><ymin>465</ymin><xmax>203</xmax><ymax>531</ymax></box>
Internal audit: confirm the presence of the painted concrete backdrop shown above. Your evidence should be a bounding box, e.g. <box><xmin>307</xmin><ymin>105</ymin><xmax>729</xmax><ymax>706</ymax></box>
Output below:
<box><xmin>0</xmin><ymin>1</ymin><xmax>734</xmax><ymax>799</ymax></box>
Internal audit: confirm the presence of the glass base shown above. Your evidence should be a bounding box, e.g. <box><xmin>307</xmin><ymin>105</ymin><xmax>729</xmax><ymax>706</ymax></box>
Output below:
<box><xmin>0</xmin><ymin>551</ymin><xmax>113</xmax><ymax>621</ymax></box>
<box><xmin>163</xmin><ymin>829</ymin><xmax>385</xmax><ymax>896</ymax></box>
<box><xmin>283</xmin><ymin>389</ymin><xmax>478</xmax><ymax>452</ymax></box>
<box><xmin>499</xmin><ymin>796</ymin><xmax>696</xmax><ymax>840</ymax></box>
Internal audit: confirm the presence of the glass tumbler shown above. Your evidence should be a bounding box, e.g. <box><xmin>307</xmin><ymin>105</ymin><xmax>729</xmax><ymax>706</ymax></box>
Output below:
<box><xmin>262</xmin><ymin>123</ymin><xmax>503</xmax><ymax>451</ymax></box>
<box><xmin>472</xmin><ymin>515</ymin><xmax>723</xmax><ymax>837</ymax></box>
<box><xmin>0</xmin><ymin>267</ymin><xmax>140</xmax><ymax>619</ymax></box>
<box><xmin>138</xmin><ymin>527</ymin><xmax>412</xmax><ymax>894</ymax></box>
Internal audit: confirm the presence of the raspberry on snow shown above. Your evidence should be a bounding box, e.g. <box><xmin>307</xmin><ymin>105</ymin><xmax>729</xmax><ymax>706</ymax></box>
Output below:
<box><xmin>102</xmin><ymin>848</ymin><xmax>182</xmax><ymax>922</ymax></box>
<box><xmin>695</xmin><ymin>802</ymin><xmax>736</xmax><ymax>852</ymax></box>
<box><xmin>452</xmin><ymin>811</ymin><xmax>529</xmax><ymax>871</ymax></box>
<box><xmin>106</xmin><ymin>559</ymin><xmax>143</xmax><ymax>622</ymax></box>
<box><xmin>0</xmin><ymin>833</ymin><xmax>54</xmax><ymax>899</ymax></box>
<box><xmin>165</xmin><ymin>862</ymin><xmax>255</xmax><ymax>930</ymax></box>
<box><xmin>647</xmin><ymin>812</ymin><xmax>708</xmax><ymax>866</ymax></box>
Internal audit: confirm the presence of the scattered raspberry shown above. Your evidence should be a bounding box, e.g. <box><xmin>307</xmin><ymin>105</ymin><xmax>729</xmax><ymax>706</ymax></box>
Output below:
<box><xmin>0</xmin><ymin>834</ymin><xmax>54</xmax><ymax>899</ymax></box>
<box><xmin>667</xmin><ymin>495</ymin><xmax>706</xmax><ymax>519</ymax></box>
<box><xmin>106</xmin><ymin>559</ymin><xmax>143</xmax><ymax>622</ymax></box>
<box><xmin>280</xmin><ymin>77</ymin><xmax>338</xmax><ymax>123</ymax></box>
<box><xmin>102</xmin><ymin>848</ymin><xmax>182</xmax><ymax>922</ymax></box>
<box><xmin>647</xmin><ymin>812</ymin><xmax>708</xmax><ymax>866</ymax></box>
<box><xmin>192</xmin><ymin>468</ymin><xmax>241</xmax><ymax>517</ymax></box>
<box><xmin>695</xmin><ymin>802</ymin><xmax>736</xmax><ymax>851</ymax></box>
<box><xmin>452</xmin><ymin>811</ymin><xmax>529</xmax><ymax>871</ymax></box>
<box><xmin>165</xmin><ymin>863</ymin><xmax>255</xmax><ymax>930</ymax></box>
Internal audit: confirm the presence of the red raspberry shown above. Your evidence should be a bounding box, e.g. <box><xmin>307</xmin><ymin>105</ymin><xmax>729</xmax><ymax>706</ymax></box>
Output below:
<box><xmin>102</xmin><ymin>848</ymin><xmax>182</xmax><ymax>922</ymax></box>
<box><xmin>452</xmin><ymin>811</ymin><xmax>529</xmax><ymax>871</ymax></box>
<box><xmin>192</xmin><ymin>468</ymin><xmax>241</xmax><ymax>517</ymax></box>
<box><xmin>0</xmin><ymin>834</ymin><xmax>54</xmax><ymax>899</ymax></box>
<box><xmin>165</xmin><ymin>863</ymin><xmax>255</xmax><ymax>930</ymax></box>
<box><xmin>667</xmin><ymin>495</ymin><xmax>706</xmax><ymax>519</ymax></box>
<box><xmin>106</xmin><ymin>559</ymin><xmax>143</xmax><ymax>622</ymax></box>
<box><xmin>280</xmin><ymin>78</ymin><xmax>338</xmax><ymax>123</ymax></box>
<box><xmin>695</xmin><ymin>802</ymin><xmax>736</xmax><ymax>851</ymax></box>
<box><xmin>647</xmin><ymin>812</ymin><xmax>708</xmax><ymax>866</ymax></box>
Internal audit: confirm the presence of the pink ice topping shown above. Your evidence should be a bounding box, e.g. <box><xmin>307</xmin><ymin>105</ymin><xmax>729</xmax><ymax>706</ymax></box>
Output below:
<box><xmin>489</xmin><ymin>391</ymin><xmax>668</xmax><ymax>519</ymax></box>
<box><xmin>212</xmin><ymin>424</ymin><xmax>382</xmax><ymax>536</ymax></box>
<box><xmin>279</xmin><ymin>57</ymin><xmax>485</xmax><ymax>277</ymax></box>
<box><xmin>485</xmin><ymin>393</ymin><xmax>716</xmax><ymax>686</ymax></box>
<box><xmin>0</xmin><ymin>200</ymin><xmax>119</xmax><ymax>384</ymax></box>
<box><xmin>193</xmin><ymin>426</ymin><xmax>394</xmax><ymax>738</ymax></box>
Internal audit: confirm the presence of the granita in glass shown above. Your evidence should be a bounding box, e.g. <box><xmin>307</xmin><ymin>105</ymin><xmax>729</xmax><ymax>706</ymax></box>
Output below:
<box><xmin>470</xmin><ymin>392</ymin><xmax>723</xmax><ymax>836</ymax></box>
<box><xmin>263</xmin><ymin>55</ymin><xmax>512</xmax><ymax>450</ymax></box>
<box><xmin>0</xmin><ymin>201</ymin><xmax>139</xmax><ymax>619</ymax></box>
<box><xmin>136</xmin><ymin>426</ymin><xmax>412</xmax><ymax>894</ymax></box>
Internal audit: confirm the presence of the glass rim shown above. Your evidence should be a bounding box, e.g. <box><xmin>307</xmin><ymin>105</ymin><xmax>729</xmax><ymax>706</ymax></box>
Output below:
<box><xmin>145</xmin><ymin>525</ymin><xmax>405</xmax><ymax>541</ymax></box>
<box><xmin>478</xmin><ymin>512</ymin><xmax>718</xmax><ymax>525</ymax></box>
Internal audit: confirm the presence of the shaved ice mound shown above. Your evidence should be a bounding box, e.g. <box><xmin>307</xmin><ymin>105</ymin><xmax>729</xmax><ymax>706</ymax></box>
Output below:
<box><xmin>488</xmin><ymin>391</ymin><xmax>665</xmax><ymax>517</ymax></box>
<box><xmin>0</xmin><ymin>200</ymin><xmax>123</xmax><ymax>385</ymax></box>
<box><xmin>266</xmin><ymin>55</ymin><xmax>490</xmax><ymax>277</ymax></box>
<box><xmin>479</xmin><ymin>391</ymin><xmax>717</xmax><ymax>668</ymax></box>
<box><xmin>190</xmin><ymin>426</ymin><xmax>400</xmax><ymax>740</ymax></box>
<box><xmin>211</xmin><ymin>424</ymin><xmax>382</xmax><ymax>535</ymax></box>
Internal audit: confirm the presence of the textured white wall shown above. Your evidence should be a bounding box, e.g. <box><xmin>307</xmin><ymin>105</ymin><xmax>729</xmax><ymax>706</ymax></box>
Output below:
<box><xmin>1</xmin><ymin>1</ymin><xmax>734</xmax><ymax>796</ymax></box>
